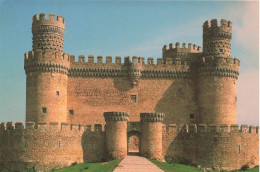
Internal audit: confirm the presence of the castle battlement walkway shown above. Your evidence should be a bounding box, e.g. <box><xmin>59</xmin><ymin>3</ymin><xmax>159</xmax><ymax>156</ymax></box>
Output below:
<box><xmin>113</xmin><ymin>155</ymin><xmax>163</xmax><ymax>172</ymax></box>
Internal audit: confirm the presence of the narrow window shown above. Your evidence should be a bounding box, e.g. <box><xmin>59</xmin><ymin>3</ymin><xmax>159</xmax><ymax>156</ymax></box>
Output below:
<box><xmin>69</xmin><ymin>109</ymin><xmax>74</xmax><ymax>115</ymax></box>
<box><xmin>56</xmin><ymin>91</ymin><xmax>60</xmax><ymax>97</ymax></box>
<box><xmin>42</xmin><ymin>107</ymin><xmax>47</xmax><ymax>113</ymax></box>
<box><xmin>130</xmin><ymin>95</ymin><xmax>137</xmax><ymax>103</ymax></box>
<box><xmin>58</xmin><ymin>140</ymin><xmax>61</xmax><ymax>148</ymax></box>
<box><xmin>238</xmin><ymin>144</ymin><xmax>241</xmax><ymax>153</ymax></box>
<box><xmin>190</xmin><ymin>113</ymin><xmax>195</xmax><ymax>119</ymax></box>
<box><xmin>235</xmin><ymin>96</ymin><xmax>237</xmax><ymax>102</ymax></box>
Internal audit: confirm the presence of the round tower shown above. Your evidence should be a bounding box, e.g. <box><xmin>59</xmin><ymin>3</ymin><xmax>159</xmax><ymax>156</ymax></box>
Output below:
<box><xmin>203</xmin><ymin>19</ymin><xmax>232</xmax><ymax>57</ymax></box>
<box><xmin>104</xmin><ymin>112</ymin><xmax>129</xmax><ymax>159</ymax></box>
<box><xmin>140</xmin><ymin>113</ymin><xmax>165</xmax><ymax>160</ymax></box>
<box><xmin>24</xmin><ymin>13</ymin><xmax>70</xmax><ymax>124</ymax></box>
<box><xmin>198</xmin><ymin>19</ymin><xmax>240</xmax><ymax>126</ymax></box>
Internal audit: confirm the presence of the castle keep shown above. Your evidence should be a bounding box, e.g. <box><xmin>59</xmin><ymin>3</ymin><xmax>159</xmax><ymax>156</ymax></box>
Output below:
<box><xmin>0</xmin><ymin>13</ymin><xmax>258</xmax><ymax>171</ymax></box>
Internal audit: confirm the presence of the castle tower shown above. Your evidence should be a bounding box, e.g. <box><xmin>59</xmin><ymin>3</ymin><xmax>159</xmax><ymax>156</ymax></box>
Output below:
<box><xmin>140</xmin><ymin>113</ymin><xmax>165</xmax><ymax>160</ymax></box>
<box><xmin>104</xmin><ymin>112</ymin><xmax>129</xmax><ymax>159</ymax></box>
<box><xmin>198</xmin><ymin>19</ymin><xmax>240</xmax><ymax>126</ymax></box>
<box><xmin>24</xmin><ymin>13</ymin><xmax>70</xmax><ymax>124</ymax></box>
<box><xmin>203</xmin><ymin>19</ymin><xmax>232</xmax><ymax>57</ymax></box>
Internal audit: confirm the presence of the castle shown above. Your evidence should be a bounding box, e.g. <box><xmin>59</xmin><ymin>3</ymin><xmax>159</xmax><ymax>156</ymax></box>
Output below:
<box><xmin>0</xmin><ymin>13</ymin><xmax>258</xmax><ymax>171</ymax></box>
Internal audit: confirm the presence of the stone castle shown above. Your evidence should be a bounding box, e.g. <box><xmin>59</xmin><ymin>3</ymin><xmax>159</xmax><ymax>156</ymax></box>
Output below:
<box><xmin>0</xmin><ymin>13</ymin><xmax>258</xmax><ymax>171</ymax></box>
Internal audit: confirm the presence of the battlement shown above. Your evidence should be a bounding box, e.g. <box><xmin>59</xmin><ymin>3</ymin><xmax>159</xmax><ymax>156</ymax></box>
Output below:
<box><xmin>24</xmin><ymin>50</ymin><xmax>70</xmax><ymax>62</ymax></box>
<box><xmin>0</xmin><ymin>122</ymin><xmax>105</xmax><ymax>132</ymax></box>
<box><xmin>32</xmin><ymin>13</ymin><xmax>65</xmax><ymax>29</ymax></box>
<box><xmin>203</xmin><ymin>19</ymin><xmax>232</xmax><ymax>40</ymax></box>
<box><xmin>163</xmin><ymin>124</ymin><xmax>259</xmax><ymax>134</ymax></box>
<box><xmin>162</xmin><ymin>42</ymin><xmax>201</xmax><ymax>53</ymax></box>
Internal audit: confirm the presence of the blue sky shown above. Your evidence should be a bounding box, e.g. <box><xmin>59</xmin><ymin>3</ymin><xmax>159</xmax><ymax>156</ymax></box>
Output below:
<box><xmin>0</xmin><ymin>1</ymin><xmax>258</xmax><ymax>125</ymax></box>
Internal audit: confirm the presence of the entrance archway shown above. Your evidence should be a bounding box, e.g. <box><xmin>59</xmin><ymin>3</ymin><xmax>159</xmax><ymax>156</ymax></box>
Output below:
<box><xmin>127</xmin><ymin>130</ymin><xmax>141</xmax><ymax>155</ymax></box>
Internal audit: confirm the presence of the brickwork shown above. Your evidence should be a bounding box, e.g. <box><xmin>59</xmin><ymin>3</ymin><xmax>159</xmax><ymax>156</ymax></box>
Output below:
<box><xmin>0</xmin><ymin>13</ymin><xmax>258</xmax><ymax>171</ymax></box>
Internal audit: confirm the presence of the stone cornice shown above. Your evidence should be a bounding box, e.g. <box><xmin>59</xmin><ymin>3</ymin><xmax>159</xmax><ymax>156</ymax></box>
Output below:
<box><xmin>198</xmin><ymin>66</ymin><xmax>239</xmax><ymax>79</ymax></box>
<box><xmin>32</xmin><ymin>25</ymin><xmax>64</xmax><ymax>35</ymax></box>
<box><xmin>68</xmin><ymin>67</ymin><xmax>193</xmax><ymax>79</ymax></box>
<box><xmin>140</xmin><ymin>113</ymin><xmax>165</xmax><ymax>122</ymax></box>
<box><xmin>24</xmin><ymin>62</ymin><xmax>69</xmax><ymax>75</ymax></box>
<box><xmin>104</xmin><ymin>112</ymin><xmax>129</xmax><ymax>122</ymax></box>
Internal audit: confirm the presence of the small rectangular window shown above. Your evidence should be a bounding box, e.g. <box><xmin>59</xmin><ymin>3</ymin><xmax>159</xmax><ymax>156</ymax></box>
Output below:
<box><xmin>130</xmin><ymin>95</ymin><xmax>137</xmax><ymax>103</ymax></box>
<box><xmin>190</xmin><ymin>113</ymin><xmax>195</xmax><ymax>119</ymax></box>
<box><xmin>69</xmin><ymin>109</ymin><xmax>74</xmax><ymax>115</ymax></box>
<box><xmin>56</xmin><ymin>91</ymin><xmax>60</xmax><ymax>97</ymax></box>
<box><xmin>42</xmin><ymin>107</ymin><xmax>47</xmax><ymax>113</ymax></box>
<box><xmin>58</xmin><ymin>140</ymin><xmax>61</xmax><ymax>148</ymax></box>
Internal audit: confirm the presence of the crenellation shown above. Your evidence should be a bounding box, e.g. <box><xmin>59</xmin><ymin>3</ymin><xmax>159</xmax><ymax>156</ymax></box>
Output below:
<box><xmin>78</xmin><ymin>55</ymin><xmax>85</xmax><ymax>63</ymax></box>
<box><xmin>61</xmin><ymin>122</ymin><xmax>70</xmax><ymax>130</ymax></box>
<box><xmin>38</xmin><ymin>122</ymin><xmax>47</xmax><ymax>129</ymax></box>
<box><xmin>6</xmin><ymin>122</ymin><xmax>14</xmax><ymax>130</ymax></box>
<box><xmin>106</xmin><ymin>56</ymin><xmax>112</xmax><ymax>64</ymax></box>
<box><xmin>115</xmin><ymin>56</ymin><xmax>122</xmax><ymax>64</ymax></box>
<box><xmin>0</xmin><ymin>122</ymin><xmax>6</xmax><ymax>131</ymax></box>
<box><xmin>71</xmin><ymin>123</ymin><xmax>80</xmax><ymax>131</ymax></box>
<box><xmin>147</xmin><ymin>57</ymin><xmax>154</xmax><ymax>65</ymax></box>
<box><xmin>50</xmin><ymin>122</ymin><xmax>59</xmax><ymax>130</ymax></box>
<box><xmin>241</xmin><ymin>125</ymin><xmax>249</xmax><ymax>133</ymax></box>
<box><xmin>157</xmin><ymin>58</ymin><xmax>163</xmax><ymax>65</ymax></box>
<box><xmin>26</xmin><ymin>122</ymin><xmax>35</xmax><ymax>129</ymax></box>
<box><xmin>94</xmin><ymin>124</ymin><xmax>102</xmax><ymax>132</ymax></box>
<box><xmin>197</xmin><ymin>124</ymin><xmax>207</xmax><ymax>133</ymax></box>
<box><xmin>97</xmin><ymin>55</ymin><xmax>103</xmax><ymax>63</ymax></box>
<box><xmin>231</xmin><ymin>124</ymin><xmax>239</xmax><ymax>132</ymax></box>
<box><xmin>88</xmin><ymin>55</ymin><xmax>95</xmax><ymax>63</ymax></box>
<box><xmin>219</xmin><ymin>124</ymin><xmax>228</xmax><ymax>132</ymax></box>
<box><xmin>208</xmin><ymin>124</ymin><xmax>217</xmax><ymax>132</ymax></box>
<box><xmin>189</xmin><ymin>124</ymin><xmax>197</xmax><ymax>133</ymax></box>
<box><xmin>86</xmin><ymin>124</ymin><xmax>91</xmax><ymax>131</ymax></box>
<box><xmin>249</xmin><ymin>125</ymin><xmax>256</xmax><ymax>134</ymax></box>
<box><xmin>15</xmin><ymin>122</ymin><xmax>24</xmax><ymax>130</ymax></box>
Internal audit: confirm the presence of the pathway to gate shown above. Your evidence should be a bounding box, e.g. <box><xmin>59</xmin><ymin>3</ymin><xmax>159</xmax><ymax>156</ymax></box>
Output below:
<box><xmin>113</xmin><ymin>155</ymin><xmax>163</xmax><ymax>172</ymax></box>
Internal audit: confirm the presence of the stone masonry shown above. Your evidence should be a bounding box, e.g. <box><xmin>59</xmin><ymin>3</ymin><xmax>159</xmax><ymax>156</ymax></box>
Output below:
<box><xmin>0</xmin><ymin>13</ymin><xmax>258</xmax><ymax>172</ymax></box>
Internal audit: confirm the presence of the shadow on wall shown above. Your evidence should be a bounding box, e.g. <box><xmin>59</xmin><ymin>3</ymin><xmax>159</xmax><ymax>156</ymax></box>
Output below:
<box><xmin>163</xmin><ymin>124</ymin><xmax>259</xmax><ymax>171</ymax></box>
<box><xmin>81</xmin><ymin>127</ymin><xmax>106</xmax><ymax>162</ymax></box>
<box><xmin>155</xmin><ymin>79</ymin><xmax>198</xmax><ymax>124</ymax></box>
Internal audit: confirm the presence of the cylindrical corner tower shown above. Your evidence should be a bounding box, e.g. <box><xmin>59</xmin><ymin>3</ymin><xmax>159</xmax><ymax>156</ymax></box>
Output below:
<box><xmin>140</xmin><ymin>113</ymin><xmax>165</xmax><ymax>160</ymax></box>
<box><xmin>104</xmin><ymin>112</ymin><xmax>129</xmax><ymax>159</ymax></box>
<box><xmin>24</xmin><ymin>13</ymin><xmax>70</xmax><ymax>124</ymax></box>
<box><xmin>198</xmin><ymin>19</ymin><xmax>240</xmax><ymax>126</ymax></box>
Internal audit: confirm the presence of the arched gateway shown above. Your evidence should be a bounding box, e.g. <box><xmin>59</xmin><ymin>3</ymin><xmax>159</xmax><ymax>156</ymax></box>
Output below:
<box><xmin>127</xmin><ymin>122</ymin><xmax>141</xmax><ymax>155</ymax></box>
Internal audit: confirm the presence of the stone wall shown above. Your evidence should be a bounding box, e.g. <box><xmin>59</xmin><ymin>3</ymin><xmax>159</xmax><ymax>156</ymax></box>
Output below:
<box><xmin>0</xmin><ymin>122</ymin><xmax>105</xmax><ymax>172</ymax></box>
<box><xmin>163</xmin><ymin>124</ymin><xmax>259</xmax><ymax>171</ymax></box>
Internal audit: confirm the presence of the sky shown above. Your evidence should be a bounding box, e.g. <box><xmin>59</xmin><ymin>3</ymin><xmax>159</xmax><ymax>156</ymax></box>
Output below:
<box><xmin>0</xmin><ymin>0</ymin><xmax>258</xmax><ymax>125</ymax></box>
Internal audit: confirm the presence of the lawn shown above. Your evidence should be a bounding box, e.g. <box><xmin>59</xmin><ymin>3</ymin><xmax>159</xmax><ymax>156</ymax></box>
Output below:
<box><xmin>53</xmin><ymin>159</ymin><xmax>121</xmax><ymax>172</ymax></box>
<box><xmin>149</xmin><ymin>159</ymin><xmax>259</xmax><ymax>172</ymax></box>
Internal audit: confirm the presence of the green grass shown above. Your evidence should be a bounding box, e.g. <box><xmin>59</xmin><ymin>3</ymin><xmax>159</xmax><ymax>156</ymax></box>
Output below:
<box><xmin>53</xmin><ymin>159</ymin><xmax>121</xmax><ymax>172</ymax></box>
<box><xmin>149</xmin><ymin>159</ymin><xmax>200</xmax><ymax>172</ymax></box>
<box><xmin>149</xmin><ymin>159</ymin><xmax>259</xmax><ymax>172</ymax></box>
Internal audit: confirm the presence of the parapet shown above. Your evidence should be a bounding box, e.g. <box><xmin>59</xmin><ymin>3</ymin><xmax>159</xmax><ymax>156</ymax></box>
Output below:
<box><xmin>0</xmin><ymin>122</ymin><xmax>106</xmax><ymax>133</ymax></box>
<box><xmin>162</xmin><ymin>124</ymin><xmax>259</xmax><ymax>134</ymax></box>
<box><xmin>104</xmin><ymin>112</ymin><xmax>130</xmax><ymax>122</ymax></box>
<box><xmin>140</xmin><ymin>113</ymin><xmax>165</xmax><ymax>122</ymax></box>
<box><xmin>32</xmin><ymin>13</ymin><xmax>65</xmax><ymax>30</ymax></box>
<box><xmin>203</xmin><ymin>19</ymin><xmax>232</xmax><ymax>40</ymax></box>
<box><xmin>162</xmin><ymin>42</ymin><xmax>201</xmax><ymax>53</ymax></box>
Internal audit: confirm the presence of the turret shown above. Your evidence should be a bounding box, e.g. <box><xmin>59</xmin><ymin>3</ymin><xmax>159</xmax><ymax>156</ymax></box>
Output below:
<box><xmin>203</xmin><ymin>19</ymin><xmax>232</xmax><ymax>57</ymax></box>
<box><xmin>104</xmin><ymin>112</ymin><xmax>129</xmax><ymax>159</ymax></box>
<box><xmin>24</xmin><ymin>13</ymin><xmax>69</xmax><ymax>124</ymax></box>
<box><xmin>140</xmin><ymin>113</ymin><xmax>165</xmax><ymax>160</ymax></box>
<box><xmin>198</xmin><ymin>19</ymin><xmax>239</xmax><ymax>126</ymax></box>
